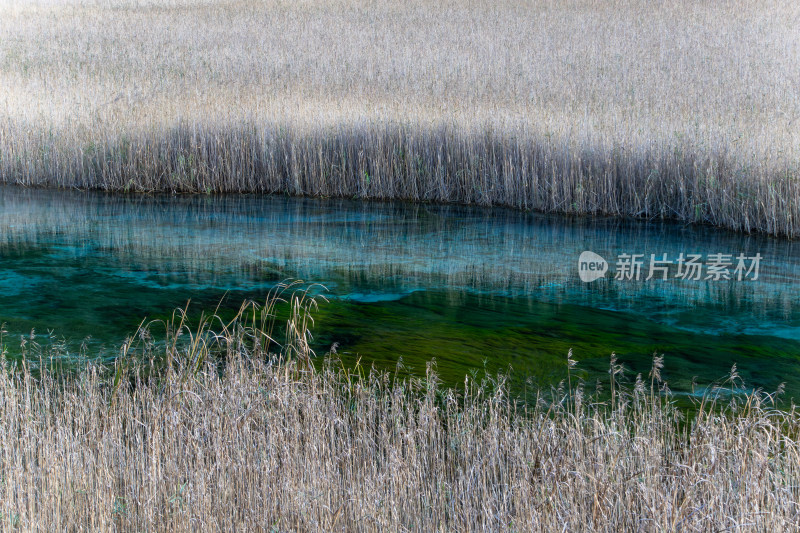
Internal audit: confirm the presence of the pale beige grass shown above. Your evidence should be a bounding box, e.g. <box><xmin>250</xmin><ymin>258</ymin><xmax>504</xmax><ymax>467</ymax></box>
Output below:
<box><xmin>0</xmin><ymin>0</ymin><xmax>798</xmax><ymax>233</ymax></box>
<box><xmin>0</xmin><ymin>298</ymin><xmax>798</xmax><ymax>532</ymax></box>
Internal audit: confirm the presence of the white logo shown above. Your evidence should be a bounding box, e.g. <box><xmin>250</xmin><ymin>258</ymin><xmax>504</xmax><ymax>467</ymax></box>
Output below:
<box><xmin>578</xmin><ymin>251</ymin><xmax>608</xmax><ymax>282</ymax></box>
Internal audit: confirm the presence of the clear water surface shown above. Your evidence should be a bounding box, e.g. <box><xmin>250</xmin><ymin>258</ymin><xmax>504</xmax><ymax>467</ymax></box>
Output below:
<box><xmin>1</xmin><ymin>186</ymin><xmax>799</xmax><ymax>395</ymax></box>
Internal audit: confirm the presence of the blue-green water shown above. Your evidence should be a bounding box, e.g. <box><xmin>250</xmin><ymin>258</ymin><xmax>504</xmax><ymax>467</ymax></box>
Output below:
<box><xmin>1</xmin><ymin>186</ymin><xmax>799</xmax><ymax>394</ymax></box>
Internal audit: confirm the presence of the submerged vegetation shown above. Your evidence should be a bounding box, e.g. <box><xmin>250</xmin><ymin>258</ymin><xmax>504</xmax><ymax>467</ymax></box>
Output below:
<box><xmin>1</xmin><ymin>0</ymin><xmax>798</xmax><ymax>235</ymax></box>
<box><xmin>0</xmin><ymin>293</ymin><xmax>798</xmax><ymax>531</ymax></box>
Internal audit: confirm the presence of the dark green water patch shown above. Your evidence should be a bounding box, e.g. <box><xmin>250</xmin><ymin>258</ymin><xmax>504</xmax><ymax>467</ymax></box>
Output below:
<box><xmin>310</xmin><ymin>291</ymin><xmax>800</xmax><ymax>395</ymax></box>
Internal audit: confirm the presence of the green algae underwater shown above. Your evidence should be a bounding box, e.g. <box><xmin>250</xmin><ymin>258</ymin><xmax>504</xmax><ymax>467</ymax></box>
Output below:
<box><xmin>1</xmin><ymin>185</ymin><xmax>800</xmax><ymax>397</ymax></box>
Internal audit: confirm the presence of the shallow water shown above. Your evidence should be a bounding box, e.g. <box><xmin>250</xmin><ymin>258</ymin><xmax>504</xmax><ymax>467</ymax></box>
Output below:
<box><xmin>1</xmin><ymin>186</ymin><xmax>799</xmax><ymax>395</ymax></box>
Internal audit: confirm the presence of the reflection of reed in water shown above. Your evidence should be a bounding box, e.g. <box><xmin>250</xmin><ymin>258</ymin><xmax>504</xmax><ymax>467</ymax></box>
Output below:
<box><xmin>1</xmin><ymin>186</ymin><xmax>799</xmax><ymax>331</ymax></box>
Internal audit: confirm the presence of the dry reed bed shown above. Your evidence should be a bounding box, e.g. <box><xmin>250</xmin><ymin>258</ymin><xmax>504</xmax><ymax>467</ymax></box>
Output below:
<box><xmin>0</xmin><ymin>297</ymin><xmax>799</xmax><ymax>532</ymax></box>
<box><xmin>1</xmin><ymin>0</ymin><xmax>798</xmax><ymax>235</ymax></box>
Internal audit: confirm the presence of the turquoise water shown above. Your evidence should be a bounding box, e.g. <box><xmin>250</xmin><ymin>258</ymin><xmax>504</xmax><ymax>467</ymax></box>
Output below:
<box><xmin>1</xmin><ymin>186</ymin><xmax>799</xmax><ymax>395</ymax></box>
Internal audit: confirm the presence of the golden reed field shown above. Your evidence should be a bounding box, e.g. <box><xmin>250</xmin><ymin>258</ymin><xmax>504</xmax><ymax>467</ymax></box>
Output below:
<box><xmin>1</xmin><ymin>0</ymin><xmax>798</xmax><ymax>234</ymax></box>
